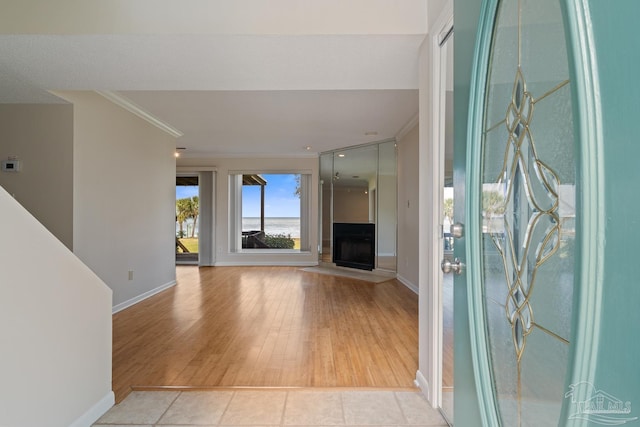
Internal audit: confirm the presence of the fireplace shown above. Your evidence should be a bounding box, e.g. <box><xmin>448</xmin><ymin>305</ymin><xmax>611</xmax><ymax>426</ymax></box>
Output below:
<box><xmin>333</xmin><ymin>223</ymin><xmax>375</xmax><ymax>271</ymax></box>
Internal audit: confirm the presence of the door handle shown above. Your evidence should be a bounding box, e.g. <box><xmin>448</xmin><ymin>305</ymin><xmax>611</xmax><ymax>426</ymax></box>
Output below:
<box><xmin>441</xmin><ymin>258</ymin><xmax>464</xmax><ymax>275</ymax></box>
<box><xmin>450</xmin><ymin>222</ymin><xmax>464</xmax><ymax>238</ymax></box>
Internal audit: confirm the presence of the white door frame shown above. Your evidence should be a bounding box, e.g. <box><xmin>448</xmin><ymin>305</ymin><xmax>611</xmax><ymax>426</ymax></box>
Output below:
<box><xmin>176</xmin><ymin>167</ymin><xmax>217</xmax><ymax>266</ymax></box>
<box><xmin>416</xmin><ymin>0</ymin><xmax>453</xmax><ymax>408</ymax></box>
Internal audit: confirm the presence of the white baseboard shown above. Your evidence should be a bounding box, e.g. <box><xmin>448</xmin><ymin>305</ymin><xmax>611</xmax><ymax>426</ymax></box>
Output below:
<box><xmin>69</xmin><ymin>390</ymin><xmax>114</xmax><ymax>427</ymax></box>
<box><xmin>112</xmin><ymin>280</ymin><xmax>177</xmax><ymax>314</ymax></box>
<box><xmin>378</xmin><ymin>252</ymin><xmax>396</xmax><ymax>257</ymax></box>
<box><xmin>397</xmin><ymin>274</ymin><xmax>419</xmax><ymax>294</ymax></box>
<box><xmin>415</xmin><ymin>370</ymin><xmax>433</xmax><ymax>405</ymax></box>
<box><xmin>214</xmin><ymin>261</ymin><xmax>319</xmax><ymax>267</ymax></box>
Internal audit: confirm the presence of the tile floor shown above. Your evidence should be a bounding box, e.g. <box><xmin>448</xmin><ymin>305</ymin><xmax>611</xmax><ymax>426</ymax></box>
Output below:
<box><xmin>93</xmin><ymin>389</ymin><xmax>448</xmax><ymax>427</ymax></box>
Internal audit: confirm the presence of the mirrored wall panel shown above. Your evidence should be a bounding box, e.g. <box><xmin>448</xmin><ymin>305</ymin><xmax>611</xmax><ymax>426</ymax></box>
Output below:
<box><xmin>319</xmin><ymin>140</ymin><xmax>397</xmax><ymax>272</ymax></box>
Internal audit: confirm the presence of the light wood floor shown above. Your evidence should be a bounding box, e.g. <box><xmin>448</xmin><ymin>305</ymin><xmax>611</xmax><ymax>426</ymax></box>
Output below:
<box><xmin>112</xmin><ymin>266</ymin><xmax>421</xmax><ymax>402</ymax></box>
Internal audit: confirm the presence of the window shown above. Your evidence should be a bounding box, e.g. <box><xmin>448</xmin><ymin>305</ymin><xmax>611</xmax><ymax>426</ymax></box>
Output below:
<box><xmin>229</xmin><ymin>172</ymin><xmax>311</xmax><ymax>252</ymax></box>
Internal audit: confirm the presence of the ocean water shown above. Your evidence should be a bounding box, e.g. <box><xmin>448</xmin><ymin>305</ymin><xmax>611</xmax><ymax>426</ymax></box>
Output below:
<box><xmin>176</xmin><ymin>217</ymin><xmax>301</xmax><ymax>238</ymax></box>
<box><xmin>243</xmin><ymin>217</ymin><xmax>300</xmax><ymax>238</ymax></box>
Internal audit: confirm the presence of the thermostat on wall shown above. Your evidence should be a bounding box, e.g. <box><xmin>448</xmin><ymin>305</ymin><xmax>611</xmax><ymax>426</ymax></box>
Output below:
<box><xmin>2</xmin><ymin>160</ymin><xmax>21</xmax><ymax>172</ymax></box>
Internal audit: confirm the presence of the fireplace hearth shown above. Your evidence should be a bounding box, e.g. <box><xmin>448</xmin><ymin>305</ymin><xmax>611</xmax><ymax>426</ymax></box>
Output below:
<box><xmin>333</xmin><ymin>223</ymin><xmax>375</xmax><ymax>271</ymax></box>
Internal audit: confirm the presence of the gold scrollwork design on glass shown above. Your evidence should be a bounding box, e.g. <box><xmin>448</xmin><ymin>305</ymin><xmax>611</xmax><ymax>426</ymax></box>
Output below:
<box><xmin>486</xmin><ymin>66</ymin><xmax>568</xmax><ymax>362</ymax></box>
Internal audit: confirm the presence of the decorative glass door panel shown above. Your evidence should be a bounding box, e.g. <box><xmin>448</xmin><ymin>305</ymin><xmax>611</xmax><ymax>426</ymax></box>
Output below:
<box><xmin>479</xmin><ymin>0</ymin><xmax>575</xmax><ymax>425</ymax></box>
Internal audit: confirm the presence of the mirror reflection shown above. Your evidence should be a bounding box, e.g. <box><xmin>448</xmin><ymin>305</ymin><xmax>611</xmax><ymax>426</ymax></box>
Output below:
<box><xmin>319</xmin><ymin>140</ymin><xmax>397</xmax><ymax>272</ymax></box>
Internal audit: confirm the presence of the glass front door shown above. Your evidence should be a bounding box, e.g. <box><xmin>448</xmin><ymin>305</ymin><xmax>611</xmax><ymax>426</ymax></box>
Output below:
<box><xmin>176</xmin><ymin>175</ymin><xmax>199</xmax><ymax>263</ymax></box>
<box><xmin>467</xmin><ymin>0</ymin><xmax>576</xmax><ymax>424</ymax></box>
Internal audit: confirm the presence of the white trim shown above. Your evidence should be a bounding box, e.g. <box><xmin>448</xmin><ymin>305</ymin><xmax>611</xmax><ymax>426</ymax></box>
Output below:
<box><xmin>426</xmin><ymin>8</ymin><xmax>455</xmax><ymax>410</ymax></box>
<box><xmin>397</xmin><ymin>274</ymin><xmax>419</xmax><ymax>294</ymax></box>
<box><xmin>228</xmin><ymin>168</ymin><xmax>314</xmax><ymax>175</ymax></box>
<box><xmin>112</xmin><ymin>280</ymin><xmax>176</xmax><ymax>314</ymax></box>
<box><xmin>192</xmin><ymin>152</ymin><xmax>319</xmax><ymax>159</ymax></box>
<box><xmin>378</xmin><ymin>252</ymin><xmax>396</xmax><ymax>257</ymax></box>
<box><xmin>228</xmin><ymin>171</ymin><xmax>313</xmax><ymax>255</ymax></box>
<box><xmin>95</xmin><ymin>91</ymin><xmax>184</xmax><ymax>138</ymax></box>
<box><xmin>68</xmin><ymin>391</ymin><xmax>114</xmax><ymax>427</ymax></box>
<box><xmin>299</xmin><ymin>174</ymin><xmax>312</xmax><ymax>251</ymax></box>
<box><xmin>395</xmin><ymin>113</ymin><xmax>419</xmax><ymax>142</ymax></box>
<box><xmin>177</xmin><ymin>166</ymin><xmax>218</xmax><ymax>172</ymax></box>
<box><xmin>229</xmin><ymin>174</ymin><xmax>243</xmax><ymax>253</ymax></box>
<box><xmin>198</xmin><ymin>171</ymin><xmax>216</xmax><ymax>266</ymax></box>
<box><xmin>415</xmin><ymin>370</ymin><xmax>432</xmax><ymax>404</ymax></box>
<box><xmin>214</xmin><ymin>261</ymin><xmax>319</xmax><ymax>267</ymax></box>
<box><xmin>434</xmin><ymin>1</ymin><xmax>454</xmax><ymax>40</ymax></box>
<box><xmin>418</xmin><ymin>0</ymin><xmax>453</xmax><ymax>411</ymax></box>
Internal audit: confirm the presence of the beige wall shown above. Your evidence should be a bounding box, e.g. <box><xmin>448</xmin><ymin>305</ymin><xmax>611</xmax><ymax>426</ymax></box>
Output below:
<box><xmin>333</xmin><ymin>186</ymin><xmax>369</xmax><ymax>223</ymax></box>
<box><xmin>0</xmin><ymin>104</ymin><xmax>74</xmax><ymax>248</ymax></box>
<box><xmin>56</xmin><ymin>91</ymin><xmax>177</xmax><ymax>310</ymax></box>
<box><xmin>397</xmin><ymin>124</ymin><xmax>419</xmax><ymax>289</ymax></box>
<box><xmin>178</xmin><ymin>156</ymin><xmax>319</xmax><ymax>266</ymax></box>
<box><xmin>0</xmin><ymin>185</ymin><xmax>112</xmax><ymax>427</ymax></box>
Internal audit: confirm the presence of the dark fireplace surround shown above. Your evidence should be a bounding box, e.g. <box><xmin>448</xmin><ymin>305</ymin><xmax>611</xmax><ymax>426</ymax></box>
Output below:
<box><xmin>333</xmin><ymin>223</ymin><xmax>375</xmax><ymax>271</ymax></box>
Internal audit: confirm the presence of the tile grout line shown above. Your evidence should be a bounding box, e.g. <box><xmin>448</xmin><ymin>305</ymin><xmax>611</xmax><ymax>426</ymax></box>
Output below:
<box><xmin>392</xmin><ymin>391</ymin><xmax>410</xmax><ymax>425</ymax></box>
<box><xmin>339</xmin><ymin>391</ymin><xmax>346</xmax><ymax>426</ymax></box>
<box><xmin>280</xmin><ymin>390</ymin><xmax>290</xmax><ymax>426</ymax></box>
<box><xmin>95</xmin><ymin>389</ymin><xmax>446</xmax><ymax>427</ymax></box>
<box><xmin>154</xmin><ymin>390</ymin><xmax>182</xmax><ymax>426</ymax></box>
<box><xmin>217</xmin><ymin>390</ymin><xmax>237</xmax><ymax>426</ymax></box>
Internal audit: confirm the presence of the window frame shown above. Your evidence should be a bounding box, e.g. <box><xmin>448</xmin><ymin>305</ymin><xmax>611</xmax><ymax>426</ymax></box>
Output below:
<box><xmin>228</xmin><ymin>170</ymin><xmax>312</xmax><ymax>253</ymax></box>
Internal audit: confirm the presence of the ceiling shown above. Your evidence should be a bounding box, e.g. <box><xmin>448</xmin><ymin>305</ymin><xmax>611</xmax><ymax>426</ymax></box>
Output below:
<box><xmin>0</xmin><ymin>0</ymin><xmax>435</xmax><ymax>157</ymax></box>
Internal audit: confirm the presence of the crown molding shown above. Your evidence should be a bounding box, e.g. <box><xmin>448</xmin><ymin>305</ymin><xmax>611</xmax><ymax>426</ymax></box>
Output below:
<box><xmin>395</xmin><ymin>113</ymin><xmax>419</xmax><ymax>141</ymax></box>
<box><xmin>95</xmin><ymin>90</ymin><xmax>183</xmax><ymax>138</ymax></box>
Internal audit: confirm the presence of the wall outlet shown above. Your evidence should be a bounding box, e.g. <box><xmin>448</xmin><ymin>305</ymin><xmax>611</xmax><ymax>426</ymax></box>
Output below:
<box><xmin>2</xmin><ymin>159</ymin><xmax>21</xmax><ymax>172</ymax></box>
<box><xmin>128</xmin><ymin>270</ymin><xmax>134</xmax><ymax>281</ymax></box>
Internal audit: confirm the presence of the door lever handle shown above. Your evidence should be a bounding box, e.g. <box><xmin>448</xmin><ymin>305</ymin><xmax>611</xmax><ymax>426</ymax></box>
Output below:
<box><xmin>441</xmin><ymin>258</ymin><xmax>464</xmax><ymax>275</ymax></box>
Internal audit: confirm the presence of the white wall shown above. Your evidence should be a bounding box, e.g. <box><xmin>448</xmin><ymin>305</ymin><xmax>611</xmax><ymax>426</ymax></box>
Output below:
<box><xmin>178</xmin><ymin>156</ymin><xmax>319</xmax><ymax>266</ymax></box>
<box><xmin>0</xmin><ymin>104</ymin><xmax>74</xmax><ymax>248</ymax></box>
<box><xmin>0</xmin><ymin>0</ymin><xmax>429</xmax><ymax>36</ymax></box>
<box><xmin>0</xmin><ymin>185</ymin><xmax>113</xmax><ymax>427</ymax></box>
<box><xmin>427</xmin><ymin>0</ymin><xmax>448</xmax><ymax>29</ymax></box>
<box><xmin>56</xmin><ymin>91</ymin><xmax>177</xmax><ymax>310</ymax></box>
<box><xmin>397</xmin><ymin>124</ymin><xmax>419</xmax><ymax>289</ymax></box>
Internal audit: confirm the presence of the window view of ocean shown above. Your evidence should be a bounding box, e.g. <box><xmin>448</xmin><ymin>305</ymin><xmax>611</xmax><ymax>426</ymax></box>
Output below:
<box><xmin>175</xmin><ymin>217</ymin><xmax>300</xmax><ymax>238</ymax></box>
<box><xmin>243</xmin><ymin>217</ymin><xmax>300</xmax><ymax>238</ymax></box>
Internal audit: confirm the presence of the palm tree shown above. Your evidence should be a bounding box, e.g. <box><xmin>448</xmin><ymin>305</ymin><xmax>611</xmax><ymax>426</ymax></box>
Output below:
<box><xmin>189</xmin><ymin>196</ymin><xmax>199</xmax><ymax>238</ymax></box>
<box><xmin>293</xmin><ymin>174</ymin><xmax>301</xmax><ymax>198</ymax></box>
<box><xmin>482</xmin><ymin>190</ymin><xmax>506</xmax><ymax>218</ymax></box>
<box><xmin>176</xmin><ymin>198</ymin><xmax>191</xmax><ymax>238</ymax></box>
<box><xmin>443</xmin><ymin>198</ymin><xmax>454</xmax><ymax>224</ymax></box>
